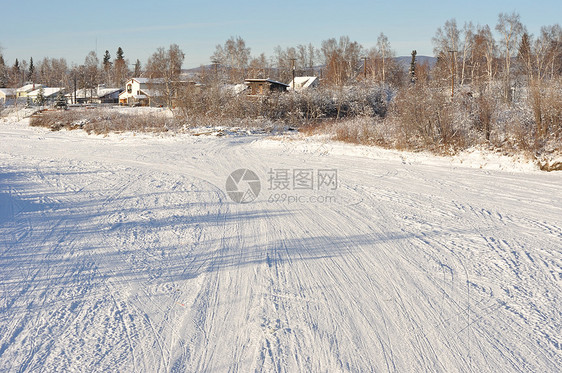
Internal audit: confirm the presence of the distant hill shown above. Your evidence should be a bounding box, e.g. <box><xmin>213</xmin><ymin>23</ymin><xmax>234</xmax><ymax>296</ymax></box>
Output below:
<box><xmin>395</xmin><ymin>55</ymin><xmax>437</xmax><ymax>69</ymax></box>
<box><xmin>182</xmin><ymin>56</ymin><xmax>437</xmax><ymax>78</ymax></box>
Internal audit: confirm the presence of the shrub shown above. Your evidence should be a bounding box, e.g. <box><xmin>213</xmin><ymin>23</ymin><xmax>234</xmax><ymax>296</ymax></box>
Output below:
<box><xmin>30</xmin><ymin>108</ymin><xmax>177</xmax><ymax>134</ymax></box>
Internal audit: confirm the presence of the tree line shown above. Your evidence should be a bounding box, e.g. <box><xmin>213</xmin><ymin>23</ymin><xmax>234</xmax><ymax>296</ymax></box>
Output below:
<box><xmin>0</xmin><ymin>46</ymin><xmax>142</xmax><ymax>91</ymax></box>
<box><xmin>1</xmin><ymin>12</ymin><xmax>560</xmax><ymax>92</ymax></box>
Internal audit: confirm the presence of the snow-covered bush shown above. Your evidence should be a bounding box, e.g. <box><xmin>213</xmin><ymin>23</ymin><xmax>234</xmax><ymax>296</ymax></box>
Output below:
<box><xmin>30</xmin><ymin>108</ymin><xmax>178</xmax><ymax>134</ymax></box>
<box><xmin>173</xmin><ymin>83</ymin><xmax>391</xmax><ymax>126</ymax></box>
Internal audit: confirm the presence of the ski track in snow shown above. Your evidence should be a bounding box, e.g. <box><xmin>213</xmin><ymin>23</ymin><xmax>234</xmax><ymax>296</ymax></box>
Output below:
<box><xmin>0</xmin><ymin>122</ymin><xmax>561</xmax><ymax>372</ymax></box>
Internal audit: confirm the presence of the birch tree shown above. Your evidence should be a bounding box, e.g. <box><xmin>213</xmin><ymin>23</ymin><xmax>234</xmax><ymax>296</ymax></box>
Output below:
<box><xmin>146</xmin><ymin>44</ymin><xmax>185</xmax><ymax>107</ymax></box>
<box><xmin>496</xmin><ymin>12</ymin><xmax>525</xmax><ymax>101</ymax></box>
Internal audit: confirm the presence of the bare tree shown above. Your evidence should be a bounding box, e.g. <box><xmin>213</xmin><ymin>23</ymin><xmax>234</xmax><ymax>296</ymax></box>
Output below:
<box><xmin>376</xmin><ymin>33</ymin><xmax>392</xmax><ymax>83</ymax></box>
<box><xmin>146</xmin><ymin>44</ymin><xmax>185</xmax><ymax>107</ymax></box>
<box><xmin>271</xmin><ymin>45</ymin><xmax>298</xmax><ymax>83</ymax></box>
<box><xmin>536</xmin><ymin>24</ymin><xmax>562</xmax><ymax>79</ymax></box>
<box><xmin>248</xmin><ymin>53</ymin><xmax>269</xmax><ymax>79</ymax></box>
<box><xmin>211</xmin><ymin>36</ymin><xmax>251</xmax><ymax>82</ymax></box>
<box><xmin>84</xmin><ymin>51</ymin><xmax>100</xmax><ymax>99</ymax></box>
<box><xmin>432</xmin><ymin>19</ymin><xmax>461</xmax><ymax>85</ymax></box>
<box><xmin>481</xmin><ymin>25</ymin><xmax>496</xmax><ymax>85</ymax></box>
<box><xmin>460</xmin><ymin>22</ymin><xmax>475</xmax><ymax>85</ymax></box>
<box><xmin>321</xmin><ymin>36</ymin><xmax>362</xmax><ymax>86</ymax></box>
<box><xmin>295</xmin><ymin>43</ymin><xmax>318</xmax><ymax>75</ymax></box>
<box><xmin>496</xmin><ymin>12</ymin><xmax>525</xmax><ymax>101</ymax></box>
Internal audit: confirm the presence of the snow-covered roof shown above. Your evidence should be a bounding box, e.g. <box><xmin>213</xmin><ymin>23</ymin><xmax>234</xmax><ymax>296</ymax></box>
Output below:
<box><xmin>288</xmin><ymin>76</ymin><xmax>318</xmax><ymax>91</ymax></box>
<box><xmin>66</xmin><ymin>87</ymin><xmax>122</xmax><ymax>99</ymax></box>
<box><xmin>98</xmin><ymin>88</ymin><xmax>122</xmax><ymax>97</ymax></box>
<box><xmin>27</xmin><ymin>87</ymin><xmax>63</xmax><ymax>98</ymax></box>
<box><xmin>131</xmin><ymin>77</ymin><xmax>166</xmax><ymax>85</ymax></box>
<box><xmin>132</xmin><ymin>77</ymin><xmax>151</xmax><ymax>84</ymax></box>
<box><xmin>0</xmin><ymin>88</ymin><xmax>17</xmax><ymax>96</ymax></box>
<box><xmin>245</xmin><ymin>78</ymin><xmax>289</xmax><ymax>87</ymax></box>
<box><xmin>16</xmin><ymin>83</ymin><xmax>44</xmax><ymax>93</ymax></box>
<box><xmin>64</xmin><ymin>88</ymin><xmax>96</xmax><ymax>99</ymax></box>
<box><xmin>140</xmin><ymin>89</ymin><xmax>163</xmax><ymax>97</ymax></box>
<box><xmin>131</xmin><ymin>77</ymin><xmax>194</xmax><ymax>85</ymax></box>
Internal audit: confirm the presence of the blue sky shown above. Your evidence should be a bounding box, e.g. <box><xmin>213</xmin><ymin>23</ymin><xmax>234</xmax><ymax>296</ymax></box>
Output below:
<box><xmin>1</xmin><ymin>0</ymin><xmax>560</xmax><ymax>68</ymax></box>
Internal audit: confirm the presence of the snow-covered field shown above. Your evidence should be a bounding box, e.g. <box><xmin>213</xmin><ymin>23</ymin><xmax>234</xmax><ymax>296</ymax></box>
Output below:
<box><xmin>0</xmin><ymin>119</ymin><xmax>561</xmax><ymax>372</ymax></box>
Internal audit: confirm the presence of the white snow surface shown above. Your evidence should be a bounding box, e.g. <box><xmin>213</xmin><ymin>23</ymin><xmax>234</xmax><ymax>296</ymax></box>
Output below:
<box><xmin>0</xmin><ymin>120</ymin><xmax>561</xmax><ymax>372</ymax></box>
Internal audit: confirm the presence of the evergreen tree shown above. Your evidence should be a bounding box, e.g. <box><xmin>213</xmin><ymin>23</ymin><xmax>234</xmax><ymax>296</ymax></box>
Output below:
<box><xmin>55</xmin><ymin>89</ymin><xmax>67</xmax><ymax>109</ymax></box>
<box><xmin>518</xmin><ymin>33</ymin><xmax>533</xmax><ymax>79</ymax></box>
<box><xmin>11</xmin><ymin>59</ymin><xmax>21</xmax><ymax>87</ymax></box>
<box><xmin>114</xmin><ymin>47</ymin><xmax>127</xmax><ymax>86</ymax></box>
<box><xmin>103</xmin><ymin>50</ymin><xmax>112</xmax><ymax>85</ymax></box>
<box><xmin>36</xmin><ymin>86</ymin><xmax>45</xmax><ymax>106</ymax></box>
<box><xmin>134</xmin><ymin>59</ymin><xmax>142</xmax><ymax>77</ymax></box>
<box><xmin>116</xmin><ymin>47</ymin><xmax>124</xmax><ymax>61</ymax></box>
<box><xmin>409</xmin><ymin>50</ymin><xmax>417</xmax><ymax>84</ymax></box>
<box><xmin>0</xmin><ymin>55</ymin><xmax>7</xmax><ymax>87</ymax></box>
<box><xmin>103</xmin><ymin>50</ymin><xmax>112</xmax><ymax>70</ymax></box>
<box><xmin>13</xmin><ymin>58</ymin><xmax>20</xmax><ymax>78</ymax></box>
<box><xmin>28</xmin><ymin>57</ymin><xmax>34</xmax><ymax>82</ymax></box>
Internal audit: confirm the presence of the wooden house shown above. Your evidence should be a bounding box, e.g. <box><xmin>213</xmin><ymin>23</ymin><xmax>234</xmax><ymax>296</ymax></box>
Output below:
<box><xmin>244</xmin><ymin>78</ymin><xmax>289</xmax><ymax>96</ymax></box>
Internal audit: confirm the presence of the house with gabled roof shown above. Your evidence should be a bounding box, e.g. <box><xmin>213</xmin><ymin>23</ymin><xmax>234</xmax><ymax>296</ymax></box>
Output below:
<box><xmin>66</xmin><ymin>85</ymin><xmax>123</xmax><ymax>105</ymax></box>
<box><xmin>119</xmin><ymin>78</ymin><xmax>166</xmax><ymax>106</ymax></box>
<box><xmin>27</xmin><ymin>87</ymin><xmax>64</xmax><ymax>104</ymax></box>
<box><xmin>119</xmin><ymin>77</ymin><xmax>200</xmax><ymax>107</ymax></box>
<box><xmin>16</xmin><ymin>83</ymin><xmax>44</xmax><ymax>97</ymax></box>
<box><xmin>244</xmin><ymin>78</ymin><xmax>289</xmax><ymax>96</ymax></box>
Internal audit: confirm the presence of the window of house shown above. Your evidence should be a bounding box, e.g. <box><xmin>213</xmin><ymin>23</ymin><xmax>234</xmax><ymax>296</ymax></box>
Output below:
<box><xmin>127</xmin><ymin>84</ymin><xmax>132</xmax><ymax>94</ymax></box>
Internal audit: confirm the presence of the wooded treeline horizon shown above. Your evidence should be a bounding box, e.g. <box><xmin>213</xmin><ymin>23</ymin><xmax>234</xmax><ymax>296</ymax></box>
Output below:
<box><xmin>1</xmin><ymin>12</ymin><xmax>560</xmax><ymax>90</ymax></box>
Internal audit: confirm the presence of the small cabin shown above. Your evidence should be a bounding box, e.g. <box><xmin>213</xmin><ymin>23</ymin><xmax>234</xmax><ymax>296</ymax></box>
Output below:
<box><xmin>244</xmin><ymin>78</ymin><xmax>289</xmax><ymax>96</ymax></box>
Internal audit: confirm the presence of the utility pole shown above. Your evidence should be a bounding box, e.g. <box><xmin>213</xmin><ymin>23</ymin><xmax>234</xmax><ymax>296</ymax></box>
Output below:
<box><xmin>448</xmin><ymin>50</ymin><xmax>457</xmax><ymax>98</ymax></box>
<box><xmin>289</xmin><ymin>58</ymin><xmax>296</xmax><ymax>91</ymax></box>
<box><xmin>211</xmin><ymin>59</ymin><xmax>220</xmax><ymax>83</ymax></box>
<box><xmin>362</xmin><ymin>57</ymin><xmax>368</xmax><ymax>80</ymax></box>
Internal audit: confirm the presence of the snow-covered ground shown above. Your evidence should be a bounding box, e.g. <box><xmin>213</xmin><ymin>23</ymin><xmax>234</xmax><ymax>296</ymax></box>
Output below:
<box><xmin>0</xmin><ymin>119</ymin><xmax>561</xmax><ymax>372</ymax></box>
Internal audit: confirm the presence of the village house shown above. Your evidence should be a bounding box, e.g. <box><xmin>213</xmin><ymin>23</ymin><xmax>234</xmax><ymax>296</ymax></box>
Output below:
<box><xmin>16</xmin><ymin>83</ymin><xmax>44</xmax><ymax>98</ymax></box>
<box><xmin>66</xmin><ymin>85</ymin><xmax>123</xmax><ymax>105</ymax></box>
<box><xmin>27</xmin><ymin>87</ymin><xmax>64</xmax><ymax>104</ymax></box>
<box><xmin>0</xmin><ymin>88</ymin><xmax>17</xmax><ymax>105</ymax></box>
<box><xmin>118</xmin><ymin>78</ymin><xmax>166</xmax><ymax>106</ymax></box>
<box><xmin>119</xmin><ymin>78</ymin><xmax>200</xmax><ymax>107</ymax></box>
<box><xmin>244</xmin><ymin>78</ymin><xmax>289</xmax><ymax>95</ymax></box>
